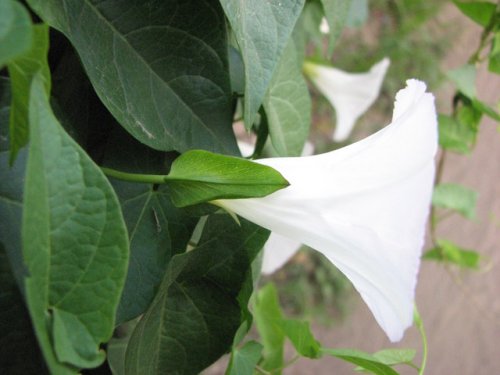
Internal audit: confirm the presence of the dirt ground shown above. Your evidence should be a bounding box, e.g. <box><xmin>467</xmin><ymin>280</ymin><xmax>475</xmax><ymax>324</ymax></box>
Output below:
<box><xmin>289</xmin><ymin>5</ymin><xmax>500</xmax><ymax>375</ymax></box>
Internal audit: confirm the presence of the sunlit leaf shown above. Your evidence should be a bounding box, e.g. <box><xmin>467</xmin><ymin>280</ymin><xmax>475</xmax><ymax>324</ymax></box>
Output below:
<box><xmin>322</xmin><ymin>348</ymin><xmax>399</xmax><ymax>375</ymax></box>
<box><xmin>166</xmin><ymin>150</ymin><xmax>289</xmax><ymax>207</ymax></box>
<box><xmin>454</xmin><ymin>1</ymin><xmax>496</xmax><ymax>27</ymax></box>
<box><xmin>321</xmin><ymin>0</ymin><xmax>352</xmax><ymax>55</ymax></box>
<box><xmin>226</xmin><ymin>341</ymin><xmax>263</xmax><ymax>375</ymax></box>
<box><xmin>432</xmin><ymin>183</ymin><xmax>478</xmax><ymax>219</ymax></box>
<box><xmin>423</xmin><ymin>240</ymin><xmax>481</xmax><ymax>269</ymax></box>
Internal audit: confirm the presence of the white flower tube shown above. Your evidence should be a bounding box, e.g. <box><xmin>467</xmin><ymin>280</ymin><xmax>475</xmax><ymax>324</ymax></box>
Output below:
<box><xmin>304</xmin><ymin>58</ymin><xmax>390</xmax><ymax>142</ymax></box>
<box><xmin>216</xmin><ymin>80</ymin><xmax>437</xmax><ymax>342</ymax></box>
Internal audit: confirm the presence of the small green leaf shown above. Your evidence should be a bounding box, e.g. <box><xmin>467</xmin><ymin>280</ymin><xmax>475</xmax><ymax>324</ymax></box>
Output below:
<box><xmin>166</xmin><ymin>150</ymin><xmax>289</xmax><ymax>207</ymax></box>
<box><xmin>125</xmin><ymin>215</ymin><xmax>269</xmax><ymax>375</ymax></box>
<box><xmin>263</xmin><ymin>39</ymin><xmax>311</xmax><ymax>156</ymax></box>
<box><xmin>279</xmin><ymin>319</ymin><xmax>321</xmax><ymax>359</ymax></box>
<box><xmin>226</xmin><ymin>341</ymin><xmax>263</xmax><ymax>375</ymax></box>
<box><xmin>432</xmin><ymin>183</ymin><xmax>478</xmax><ymax>219</ymax></box>
<box><xmin>321</xmin><ymin>0</ymin><xmax>353</xmax><ymax>55</ymax></box>
<box><xmin>438</xmin><ymin>114</ymin><xmax>475</xmax><ymax>154</ymax></box>
<box><xmin>7</xmin><ymin>24</ymin><xmax>50</xmax><ymax>164</ymax></box>
<box><xmin>253</xmin><ymin>284</ymin><xmax>286</xmax><ymax>373</ymax></box>
<box><xmin>372</xmin><ymin>349</ymin><xmax>416</xmax><ymax>366</ymax></box>
<box><xmin>488</xmin><ymin>32</ymin><xmax>500</xmax><ymax>74</ymax></box>
<box><xmin>322</xmin><ymin>348</ymin><xmax>399</xmax><ymax>375</ymax></box>
<box><xmin>0</xmin><ymin>0</ymin><xmax>32</xmax><ymax>67</ymax></box>
<box><xmin>447</xmin><ymin>64</ymin><xmax>476</xmax><ymax>98</ymax></box>
<box><xmin>219</xmin><ymin>0</ymin><xmax>305</xmax><ymax>128</ymax></box>
<box><xmin>423</xmin><ymin>240</ymin><xmax>481</xmax><ymax>269</ymax></box>
<box><xmin>22</xmin><ymin>74</ymin><xmax>129</xmax><ymax>371</ymax></box>
<box><xmin>454</xmin><ymin>1</ymin><xmax>496</xmax><ymax>27</ymax></box>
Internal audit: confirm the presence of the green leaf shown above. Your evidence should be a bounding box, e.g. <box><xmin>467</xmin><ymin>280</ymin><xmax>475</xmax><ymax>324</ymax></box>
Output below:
<box><xmin>346</xmin><ymin>0</ymin><xmax>369</xmax><ymax>28</ymax></box>
<box><xmin>28</xmin><ymin>0</ymin><xmax>238</xmax><ymax>155</ymax></box>
<box><xmin>253</xmin><ymin>284</ymin><xmax>286</xmax><ymax>373</ymax></box>
<box><xmin>447</xmin><ymin>64</ymin><xmax>476</xmax><ymax>98</ymax></box>
<box><xmin>472</xmin><ymin>98</ymin><xmax>500</xmax><ymax>121</ymax></box>
<box><xmin>423</xmin><ymin>240</ymin><xmax>481</xmax><ymax>269</ymax></box>
<box><xmin>489</xmin><ymin>32</ymin><xmax>500</xmax><ymax>74</ymax></box>
<box><xmin>0</xmin><ymin>0</ymin><xmax>32</xmax><ymax>67</ymax></box>
<box><xmin>322</xmin><ymin>348</ymin><xmax>399</xmax><ymax>375</ymax></box>
<box><xmin>321</xmin><ymin>0</ymin><xmax>353</xmax><ymax>55</ymax></box>
<box><xmin>111</xmin><ymin>182</ymin><xmax>198</xmax><ymax>325</ymax></box>
<box><xmin>438</xmin><ymin>114</ymin><xmax>475</xmax><ymax>154</ymax></box>
<box><xmin>7</xmin><ymin>24</ymin><xmax>50</xmax><ymax>164</ymax></box>
<box><xmin>279</xmin><ymin>319</ymin><xmax>321</xmax><ymax>359</ymax></box>
<box><xmin>22</xmin><ymin>74</ymin><xmax>129</xmax><ymax>371</ymax></box>
<box><xmin>0</xmin><ymin>244</ymin><xmax>48</xmax><ymax>374</ymax></box>
<box><xmin>166</xmin><ymin>150</ymin><xmax>289</xmax><ymax>207</ymax></box>
<box><xmin>372</xmin><ymin>349</ymin><xmax>416</xmax><ymax>366</ymax></box>
<box><xmin>263</xmin><ymin>39</ymin><xmax>311</xmax><ymax>156</ymax></box>
<box><xmin>219</xmin><ymin>0</ymin><xmax>305</xmax><ymax>128</ymax></box>
<box><xmin>226</xmin><ymin>341</ymin><xmax>263</xmax><ymax>375</ymax></box>
<box><xmin>454</xmin><ymin>1</ymin><xmax>496</xmax><ymax>27</ymax></box>
<box><xmin>432</xmin><ymin>183</ymin><xmax>478</xmax><ymax>219</ymax></box>
<box><xmin>125</xmin><ymin>215</ymin><xmax>269</xmax><ymax>375</ymax></box>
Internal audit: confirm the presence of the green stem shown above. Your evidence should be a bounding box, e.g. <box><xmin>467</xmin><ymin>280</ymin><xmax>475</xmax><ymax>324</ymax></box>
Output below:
<box><xmin>101</xmin><ymin>167</ymin><xmax>167</xmax><ymax>185</ymax></box>
<box><xmin>414</xmin><ymin>306</ymin><xmax>428</xmax><ymax>375</ymax></box>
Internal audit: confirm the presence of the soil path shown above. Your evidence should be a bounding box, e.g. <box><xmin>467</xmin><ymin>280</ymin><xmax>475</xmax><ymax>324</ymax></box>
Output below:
<box><xmin>290</xmin><ymin>5</ymin><xmax>500</xmax><ymax>374</ymax></box>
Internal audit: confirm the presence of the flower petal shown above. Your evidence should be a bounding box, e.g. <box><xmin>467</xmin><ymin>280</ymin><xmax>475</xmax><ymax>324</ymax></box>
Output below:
<box><xmin>216</xmin><ymin>80</ymin><xmax>437</xmax><ymax>341</ymax></box>
<box><xmin>305</xmin><ymin>58</ymin><xmax>390</xmax><ymax>142</ymax></box>
<box><xmin>261</xmin><ymin>233</ymin><xmax>301</xmax><ymax>274</ymax></box>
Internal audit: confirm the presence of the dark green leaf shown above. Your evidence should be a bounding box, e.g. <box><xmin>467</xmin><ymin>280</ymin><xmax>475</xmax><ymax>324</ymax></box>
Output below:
<box><xmin>432</xmin><ymin>183</ymin><xmax>478</xmax><ymax>219</ymax></box>
<box><xmin>0</xmin><ymin>78</ymin><xmax>27</xmax><ymax>291</ymax></box>
<box><xmin>219</xmin><ymin>0</ymin><xmax>305</xmax><ymax>128</ymax></box>
<box><xmin>423</xmin><ymin>240</ymin><xmax>481</xmax><ymax>269</ymax></box>
<box><xmin>226</xmin><ymin>341</ymin><xmax>263</xmax><ymax>375</ymax></box>
<box><xmin>7</xmin><ymin>24</ymin><xmax>50</xmax><ymax>164</ymax></box>
<box><xmin>166</xmin><ymin>150</ymin><xmax>289</xmax><ymax>207</ymax></box>
<box><xmin>253</xmin><ymin>284</ymin><xmax>285</xmax><ymax>373</ymax></box>
<box><xmin>0</xmin><ymin>0</ymin><xmax>32</xmax><ymax>67</ymax></box>
<box><xmin>321</xmin><ymin>0</ymin><xmax>353</xmax><ymax>55</ymax></box>
<box><xmin>28</xmin><ymin>0</ymin><xmax>238</xmax><ymax>154</ymax></box>
<box><xmin>279</xmin><ymin>319</ymin><xmax>321</xmax><ymax>359</ymax></box>
<box><xmin>263</xmin><ymin>39</ymin><xmax>311</xmax><ymax>156</ymax></box>
<box><xmin>112</xmin><ymin>182</ymin><xmax>198</xmax><ymax>325</ymax></box>
<box><xmin>0</xmin><ymin>245</ymin><xmax>48</xmax><ymax>375</ymax></box>
<box><xmin>322</xmin><ymin>348</ymin><xmax>399</xmax><ymax>375</ymax></box>
<box><xmin>454</xmin><ymin>1</ymin><xmax>496</xmax><ymax>27</ymax></box>
<box><xmin>125</xmin><ymin>215</ymin><xmax>269</xmax><ymax>375</ymax></box>
<box><xmin>22</xmin><ymin>74</ymin><xmax>129</xmax><ymax>370</ymax></box>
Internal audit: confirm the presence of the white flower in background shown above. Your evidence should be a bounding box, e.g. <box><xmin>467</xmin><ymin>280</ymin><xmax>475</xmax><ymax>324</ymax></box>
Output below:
<box><xmin>320</xmin><ymin>17</ymin><xmax>330</xmax><ymax>34</ymax></box>
<box><xmin>217</xmin><ymin>80</ymin><xmax>438</xmax><ymax>342</ymax></box>
<box><xmin>304</xmin><ymin>58</ymin><xmax>390</xmax><ymax>142</ymax></box>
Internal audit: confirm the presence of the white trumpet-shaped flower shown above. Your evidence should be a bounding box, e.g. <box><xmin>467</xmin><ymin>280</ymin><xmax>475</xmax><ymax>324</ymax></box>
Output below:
<box><xmin>304</xmin><ymin>58</ymin><xmax>390</xmax><ymax>142</ymax></box>
<box><xmin>216</xmin><ymin>80</ymin><xmax>437</xmax><ymax>342</ymax></box>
